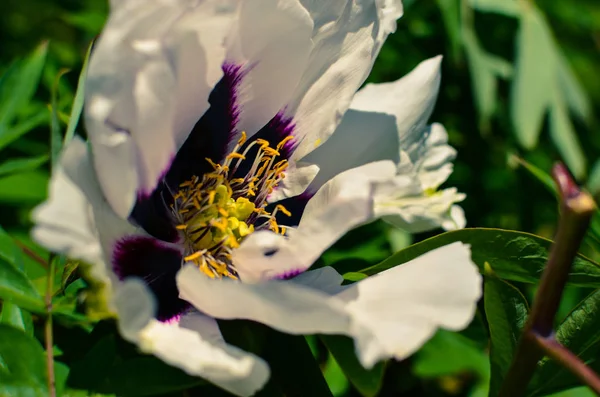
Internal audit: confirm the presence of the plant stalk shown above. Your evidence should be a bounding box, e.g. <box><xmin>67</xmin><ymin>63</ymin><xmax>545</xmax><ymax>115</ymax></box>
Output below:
<box><xmin>45</xmin><ymin>255</ymin><xmax>56</xmax><ymax>397</ymax></box>
<box><xmin>499</xmin><ymin>164</ymin><xmax>596</xmax><ymax>397</ymax></box>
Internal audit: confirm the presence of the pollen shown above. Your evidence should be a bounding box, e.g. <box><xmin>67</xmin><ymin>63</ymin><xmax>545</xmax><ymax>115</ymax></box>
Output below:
<box><xmin>171</xmin><ymin>134</ymin><xmax>295</xmax><ymax>279</ymax></box>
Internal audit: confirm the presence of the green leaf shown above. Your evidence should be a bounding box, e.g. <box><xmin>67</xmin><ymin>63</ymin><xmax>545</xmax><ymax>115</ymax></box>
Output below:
<box><xmin>64</xmin><ymin>43</ymin><xmax>92</xmax><ymax>146</ymax></box>
<box><xmin>0</xmin><ymin>257</ymin><xmax>45</xmax><ymax>313</ymax></box>
<box><xmin>321</xmin><ymin>335</ymin><xmax>384</xmax><ymax>397</ymax></box>
<box><xmin>462</xmin><ymin>28</ymin><xmax>498</xmax><ymax>130</ymax></box>
<box><xmin>69</xmin><ymin>333</ymin><xmax>205</xmax><ymax>396</ymax></box>
<box><xmin>549</xmin><ymin>87</ymin><xmax>586</xmax><ymax>179</ymax></box>
<box><xmin>356</xmin><ymin>228</ymin><xmax>600</xmax><ymax>288</ymax></box>
<box><xmin>469</xmin><ymin>0</ymin><xmax>521</xmax><ymax>16</ymax></box>
<box><xmin>50</xmin><ymin>70</ymin><xmax>68</xmax><ymax>167</ymax></box>
<box><xmin>510</xmin><ymin>155</ymin><xmax>558</xmax><ymax>196</ymax></box>
<box><xmin>510</xmin><ymin>7</ymin><xmax>556</xmax><ymax>149</ymax></box>
<box><xmin>0</xmin><ymin>42</ymin><xmax>48</xmax><ymax>137</ymax></box>
<box><xmin>0</xmin><ymin>112</ymin><xmax>47</xmax><ymax>152</ymax></box>
<box><xmin>529</xmin><ymin>290</ymin><xmax>600</xmax><ymax>396</ymax></box>
<box><xmin>323</xmin><ymin>352</ymin><xmax>350</xmax><ymax>397</ymax></box>
<box><xmin>413</xmin><ymin>330</ymin><xmax>489</xmax><ymax>378</ymax></box>
<box><xmin>434</xmin><ymin>0</ymin><xmax>462</xmax><ymax>60</ymax></box>
<box><xmin>0</xmin><ymin>324</ymin><xmax>49</xmax><ymax>396</ymax></box>
<box><xmin>0</xmin><ymin>171</ymin><xmax>49</xmax><ymax>203</ymax></box>
<box><xmin>587</xmin><ymin>159</ymin><xmax>600</xmax><ymax>196</ymax></box>
<box><xmin>485</xmin><ymin>276</ymin><xmax>529</xmax><ymax>396</ymax></box>
<box><xmin>0</xmin><ymin>155</ymin><xmax>49</xmax><ymax>177</ymax></box>
<box><xmin>556</xmin><ymin>52</ymin><xmax>592</xmax><ymax>124</ymax></box>
<box><xmin>0</xmin><ymin>303</ymin><xmax>33</xmax><ymax>335</ymax></box>
<box><xmin>0</xmin><ymin>225</ymin><xmax>25</xmax><ymax>269</ymax></box>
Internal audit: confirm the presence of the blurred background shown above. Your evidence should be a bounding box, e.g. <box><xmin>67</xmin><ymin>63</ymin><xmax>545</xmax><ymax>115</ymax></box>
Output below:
<box><xmin>1</xmin><ymin>0</ymin><xmax>599</xmax><ymax>396</ymax></box>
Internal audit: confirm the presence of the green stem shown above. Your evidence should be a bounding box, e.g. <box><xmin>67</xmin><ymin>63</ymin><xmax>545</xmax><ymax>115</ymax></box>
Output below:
<box><xmin>499</xmin><ymin>164</ymin><xmax>596</xmax><ymax>397</ymax></box>
<box><xmin>45</xmin><ymin>255</ymin><xmax>56</xmax><ymax>397</ymax></box>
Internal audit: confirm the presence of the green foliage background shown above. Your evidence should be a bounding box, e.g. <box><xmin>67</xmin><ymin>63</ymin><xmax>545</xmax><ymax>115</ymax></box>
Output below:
<box><xmin>1</xmin><ymin>0</ymin><xmax>600</xmax><ymax>396</ymax></box>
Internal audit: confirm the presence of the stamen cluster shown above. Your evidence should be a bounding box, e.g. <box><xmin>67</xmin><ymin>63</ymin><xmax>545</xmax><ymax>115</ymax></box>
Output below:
<box><xmin>171</xmin><ymin>132</ymin><xmax>293</xmax><ymax>278</ymax></box>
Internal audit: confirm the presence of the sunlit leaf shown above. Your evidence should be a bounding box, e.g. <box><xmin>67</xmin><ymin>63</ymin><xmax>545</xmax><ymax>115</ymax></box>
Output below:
<box><xmin>510</xmin><ymin>7</ymin><xmax>556</xmax><ymax>149</ymax></box>
<box><xmin>321</xmin><ymin>335</ymin><xmax>385</xmax><ymax>397</ymax></box>
<box><xmin>0</xmin><ymin>324</ymin><xmax>48</xmax><ymax>396</ymax></box>
<box><xmin>485</xmin><ymin>276</ymin><xmax>529</xmax><ymax>396</ymax></box>
<box><xmin>356</xmin><ymin>228</ymin><xmax>600</xmax><ymax>288</ymax></box>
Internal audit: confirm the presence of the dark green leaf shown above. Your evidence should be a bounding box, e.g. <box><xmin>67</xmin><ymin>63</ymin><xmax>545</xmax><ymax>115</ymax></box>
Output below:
<box><xmin>0</xmin><ymin>42</ymin><xmax>48</xmax><ymax>142</ymax></box>
<box><xmin>0</xmin><ymin>155</ymin><xmax>49</xmax><ymax>177</ymax></box>
<box><xmin>321</xmin><ymin>335</ymin><xmax>384</xmax><ymax>397</ymax></box>
<box><xmin>485</xmin><ymin>276</ymin><xmax>529</xmax><ymax>396</ymax></box>
<box><xmin>0</xmin><ymin>225</ymin><xmax>25</xmax><ymax>268</ymax></box>
<box><xmin>0</xmin><ymin>324</ymin><xmax>48</xmax><ymax>396</ymax></box>
<box><xmin>356</xmin><ymin>228</ymin><xmax>600</xmax><ymax>288</ymax></box>
<box><xmin>0</xmin><ymin>257</ymin><xmax>45</xmax><ymax>313</ymax></box>
<box><xmin>529</xmin><ymin>290</ymin><xmax>600</xmax><ymax>396</ymax></box>
<box><xmin>413</xmin><ymin>330</ymin><xmax>489</xmax><ymax>378</ymax></box>
<box><xmin>64</xmin><ymin>43</ymin><xmax>92</xmax><ymax>145</ymax></box>
<box><xmin>0</xmin><ymin>113</ymin><xmax>47</xmax><ymax>153</ymax></box>
<box><xmin>0</xmin><ymin>303</ymin><xmax>33</xmax><ymax>335</ymax></box>
<box><xmin>510</xmin><ymin>7</ymin><xmax>556</xmax><ymax>149</ymax></box>
<box><xmin>50</xmin><ymin>70</ymin><xmax>68</xmax><ymax>167</ymax></box>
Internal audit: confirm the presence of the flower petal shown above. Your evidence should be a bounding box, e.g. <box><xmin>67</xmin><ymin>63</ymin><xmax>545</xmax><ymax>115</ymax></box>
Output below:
<box><xmin>232</xmin><ymin>161</ymin><xmax>396</xmax><ymax>283</ymax></box>
<box><xmin>86</xmin><ymin>0</ymin><xmax>236</xmax><ymax>217</ymax></box>
<box><xmin>373</xmin><ymin>124</ymin><xmax>466</xmax><ymax>233</ymax></box>
<box><xmin>223</xmin><ymin>0</ymin><xmax>314</xmax><ymax>137</ymax></box>
<box><xmin>285</xmin><ymin>0</ymin><xmax>404</xmax><ymax>160</ymax></box>
<box><xmin>115</xmin><ymin>280</ymin><xmax>269</xmax><ymax>397</ymax></box>
<box><xmin>177</xmin><ymin>242</ymin><xmax>481</xmax><ymax>369</ymax></box>
<box><xmin>32</xmin><ymin>137</ymin><xmax>135</xmax><ymax>282</ymax></box>
<box><xmin>297</xmin><ymin>55</ymin><xmax>443</xmax><ymax>190</ymax></box>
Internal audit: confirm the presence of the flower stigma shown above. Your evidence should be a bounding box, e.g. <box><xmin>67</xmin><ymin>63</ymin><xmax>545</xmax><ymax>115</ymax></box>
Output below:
<box><xmin>171</xmin><ymin>132</ymin><xmax>293</xmax><ymax>279</ymax></box>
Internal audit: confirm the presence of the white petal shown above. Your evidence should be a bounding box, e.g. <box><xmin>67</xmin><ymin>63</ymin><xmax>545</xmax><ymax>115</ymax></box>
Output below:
<box><xmin>32</xmin><ymin>137</ymin><xmax>141</xmax><ymax>289</ymax></box>
<box><xmin>177</xmin><ymin>243</ymin><xmax>481</xmax><ymax>369</ymax></box>
<box><xmin>232</xmin><ymin>161</ymin><xmax>395</xmax><ymax>283</ymax></box>
<box><xmin>282</xmin><ymin>55</ymin><xmax>444</xmax><ymax>203</ymax></box>
<box><xmin>86</xmin><ymin>0</ymin><xmax>236</xmax><ymax>217</ymax></box>
<box><xmin>335</xmin><ymin>242</ymin><xmax>481</xmax><ymax>367</ymax></box>
<box><xmin>286</xmin><ymin>0</ymin><xmax>404</xmax><ymax>160</ymax></box>
<box><xmin>224</xmin><ymin>0</ymin><xmax>314</xmax><ymax>137</ymax></box>
<box><xmin>116</xmin><ymin>280</ymin><xmax>269</xmax><ymax>397</ymax></box>
<box><xmin>351</xmin><ymin>55</ymin><xmax>442</xmax><ymax>157</ymax></box>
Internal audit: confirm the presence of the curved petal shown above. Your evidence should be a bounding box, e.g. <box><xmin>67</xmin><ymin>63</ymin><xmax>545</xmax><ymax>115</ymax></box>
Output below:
<box><xmin>294</xmin><ymin>55</ymin><xmax>443</xmax><ymax>192</ymax></box>
<box><xmin>223</xmin><ymin>0</ymin><xmax>314</xmax><ymax>137</ymax></box>
<box><xmin>31</xmin><ymin>137</ymin><xmax>136</xmax><ymax>285</ymax></box>
<box><xmin>115</xmin><ymin>280</ymin><xmax>269</xmax><ymax>397</ymax></box>
<box><xmin>285</xmin><ymin>0</ymin><xmax>404</xmax><ymax>160</ymax></box>
<box><xmin>86</xmin><ymin>0</ymin><xmax>237</xmax><ymax>217</ymax></box>
<box><xmin>177</xmin><ymin>242</ymin><xmax>481</xmax><ymax>369</ymax></box>
<box><xmin>374</xmin><ymin>123</ymin><xmax>466</xmax><ymax>233</ymax></box>
<box><xmin>232</xmin><ymin>161</ymin><xmax>396</xmax><ymax>283</ymax></box>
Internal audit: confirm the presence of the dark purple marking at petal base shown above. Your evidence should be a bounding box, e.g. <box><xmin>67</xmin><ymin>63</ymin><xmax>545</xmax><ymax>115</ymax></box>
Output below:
<box><xmin>130</xmin><ymin>64</ymin><xmax>246</xmax><ymax>240</ymax></box>
<box><xmin>113</xmin><ymin>236</ymin><xmax>190</xmax><ymax>322</ymax></box>
<box><xmin>274</xmin><ymin>268</ymin><xmax>304</xmax><ymax>280</ymax></box>
<box><xmin>165</xmin><ymin>63</ymin><xmax>246</xmax><ymax>187</ymax></box>
<box><xmin>268</xmin><ymin>191</ymin><xmax>314</xmax><ymax>227</ymax></box>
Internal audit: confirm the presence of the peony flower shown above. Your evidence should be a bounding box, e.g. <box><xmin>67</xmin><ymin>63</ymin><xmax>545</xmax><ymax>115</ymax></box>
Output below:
<box><xmin>32</xmin><ymin>0</ymin><xmax>481</xmax><ymax>396</ymax></box>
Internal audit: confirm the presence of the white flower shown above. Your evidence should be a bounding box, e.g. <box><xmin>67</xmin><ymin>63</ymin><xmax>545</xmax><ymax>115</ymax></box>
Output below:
<box><xmin>32</xmin><ymin>0</ymin><xmax>481</xmax><ymax>396</ymax></box>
